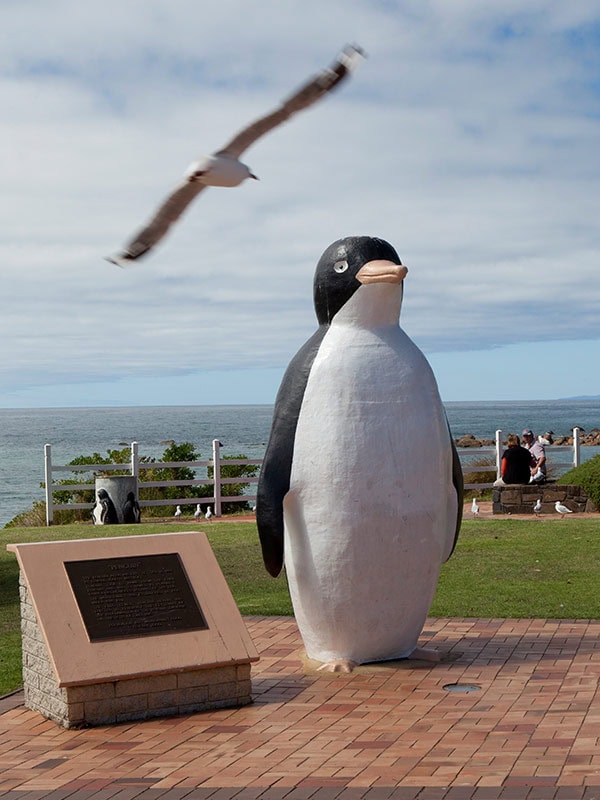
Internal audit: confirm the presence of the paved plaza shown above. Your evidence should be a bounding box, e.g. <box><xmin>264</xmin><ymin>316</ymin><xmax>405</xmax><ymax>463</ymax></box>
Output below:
<box><xmin>1</xmin><ymin>616</ymin><xmax>599</xmax><ymax>800</ymax></box>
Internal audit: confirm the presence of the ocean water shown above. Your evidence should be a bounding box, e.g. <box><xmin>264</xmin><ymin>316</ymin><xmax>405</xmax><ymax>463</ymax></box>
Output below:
<box><xmin>1</xmin><ymin>399</ymin><xmax>598</xmax><ymax>529</ymax></box>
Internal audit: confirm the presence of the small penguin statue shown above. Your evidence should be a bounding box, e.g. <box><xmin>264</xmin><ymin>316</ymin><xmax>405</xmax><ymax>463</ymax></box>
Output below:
<box><xmin>257</xmin><ymin>236</ymin><xmax>463</xmax><ymax>671</ymax></box>
<box><xmin>92</xmin><ymin>488</ymin><xmax>119</xmax><ymax>525</ymax></box>
<box><xmin>122</xmin><ymin>491</ymin><xmax>141</xmax><ymax>524</ymax></box>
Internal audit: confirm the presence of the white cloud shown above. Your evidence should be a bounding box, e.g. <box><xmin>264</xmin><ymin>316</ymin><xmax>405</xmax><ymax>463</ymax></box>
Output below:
<box><xmin>1</xmin><ymin>0</ymin><xmax>598</xmax><ymax>404</ymax></box>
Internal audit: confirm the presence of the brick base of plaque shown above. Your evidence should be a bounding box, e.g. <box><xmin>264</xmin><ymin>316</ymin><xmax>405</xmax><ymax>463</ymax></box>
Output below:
<box><xmin>20</xmin><ymin>576</ymin><xmax>252</xmax><ymax>728</ymax></box>
<box><xmin>21</xmin><ymin>575</ymin><xmax>251</xmax><ymax>727</ymax></box>
<box><xmin>11</xmin><ymin>537</ymin><xmax>258</xmax><ymax>728</ymax></box>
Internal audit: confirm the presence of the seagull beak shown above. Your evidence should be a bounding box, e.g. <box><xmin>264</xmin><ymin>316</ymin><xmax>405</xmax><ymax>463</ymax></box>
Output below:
<box><xmin>356</xmin><ymin>260</ymin><xmax>408</xmax><ymax>285</ymax></box>
<box><xmin>249</xmin><ymin>173</ymin><xmax>259</xmax><ymax>180</ymax></box>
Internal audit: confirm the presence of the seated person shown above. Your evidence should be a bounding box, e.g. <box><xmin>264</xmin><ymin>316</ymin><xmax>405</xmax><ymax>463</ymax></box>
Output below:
<box><xmin>522</xmin><ymin>428</ymin><xmax>547</xmax><ymax>483</ymax></box>
<box><xmin>494</xmin><ymin>434</ymin><xmax>535</xmax><ymax>485</ymax></box>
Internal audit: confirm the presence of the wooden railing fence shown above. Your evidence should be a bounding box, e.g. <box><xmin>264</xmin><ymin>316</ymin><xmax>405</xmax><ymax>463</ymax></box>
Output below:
<box><xmin>43</xmin><ymin>429</ymin><xmax>583</xmax><ymax>525</ymax></box>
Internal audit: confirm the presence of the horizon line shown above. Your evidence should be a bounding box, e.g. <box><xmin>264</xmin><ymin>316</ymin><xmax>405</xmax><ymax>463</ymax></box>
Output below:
<box><xmin>0</xmin><ymin>396</ymin><xmax>598</xmax><ymax>412</ymax></box>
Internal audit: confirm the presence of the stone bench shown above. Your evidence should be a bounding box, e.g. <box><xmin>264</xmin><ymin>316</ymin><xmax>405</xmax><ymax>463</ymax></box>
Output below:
<box><xmin>492</xmin><ymin>484</ymin><xmax>595</xmax><ymax>515</ymax></box>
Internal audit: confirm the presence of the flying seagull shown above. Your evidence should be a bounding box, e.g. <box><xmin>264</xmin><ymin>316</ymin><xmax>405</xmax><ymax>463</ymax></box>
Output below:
<box><xmin>106</xmin><ymin>44</ymin><xmax>365</xmax><ymax>267</ymax></box>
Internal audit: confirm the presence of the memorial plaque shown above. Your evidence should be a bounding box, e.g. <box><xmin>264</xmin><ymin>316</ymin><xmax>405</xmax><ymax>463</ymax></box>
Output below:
<box><xmin>64</xmin><ymin>553</ymin><xmax>208</xmax><ymax>641</ymax></box>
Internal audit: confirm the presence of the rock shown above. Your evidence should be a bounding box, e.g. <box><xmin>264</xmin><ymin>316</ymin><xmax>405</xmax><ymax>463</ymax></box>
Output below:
<box><xmin>455</xmin><ymin>434</ymin><xmax>482</xmax><ymax>448</ymax></box>
<box><xmin>454</xmin><ymin>429</ymin><xmax>600</xmax><ymax>448</ymax></box>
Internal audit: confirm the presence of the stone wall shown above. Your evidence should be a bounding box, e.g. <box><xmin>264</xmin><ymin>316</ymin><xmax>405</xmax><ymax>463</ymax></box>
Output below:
<box><xmin>19</xmin><ymin>574</ymin><xmax>252</xmax><ymax>728</ymax></box>
<box><xmin>492</xmin><ymin>484</ymin><xmax>596</xmax><ymax>515</ymax></box>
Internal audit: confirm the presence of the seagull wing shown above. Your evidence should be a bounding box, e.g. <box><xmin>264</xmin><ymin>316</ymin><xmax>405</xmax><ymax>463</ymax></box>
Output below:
<box><xmin>106</xmin><ymin>44</ymin><xmax>363</xmax><ymax>266</ymax></box>
<box><xmin>217</xmin><ymin>43</ymin><xmax>364</xmax><ymax>159</ymax></box>
<box><xmin>106</xmin><ymin>179</ymin><xmax>208</xmax><ymax>266</ymax></box>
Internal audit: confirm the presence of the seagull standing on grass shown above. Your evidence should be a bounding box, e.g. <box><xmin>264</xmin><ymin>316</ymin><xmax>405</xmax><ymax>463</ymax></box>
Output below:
<box><xmin>533</xmin><ymin>498</ymin><xmax>542</xmax><ymax>516</ymax></box>
<box><xmin>205</xmin><ymin>506</ymin><xmax>213</xmax><ymax>521</ymax></box>
<box><xmin>194</xmin><ymin>503</ymin><xmax>202</xmax><ymax>519</ymax></box>
<box><xmin>555</xmin><ymin>501</ymin><xmax>573</xmax><ymax>517</ymax></box>
<box><xmin>471</xmin><ymin>497</ymin><xmax>480</xmax><ymax>517</ymax></box>
<box><xmin>174</xmin><ymin>505</ymin><xmax>182</xmax><ymax>519</ymax></box>
<box><xmin>106</xmin><ymin>44</ymin><xmax>364</xmax><ymax>267</ymax></box>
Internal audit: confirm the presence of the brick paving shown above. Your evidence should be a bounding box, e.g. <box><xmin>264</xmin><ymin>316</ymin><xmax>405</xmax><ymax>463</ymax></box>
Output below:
<box><xmin>0</xmin><ymin>616</ymin><xmax>598</xmax><ymax>800</ymax></box>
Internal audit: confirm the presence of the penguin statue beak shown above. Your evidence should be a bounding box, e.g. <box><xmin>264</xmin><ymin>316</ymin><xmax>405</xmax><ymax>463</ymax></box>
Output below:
<box><xmin>356</xmin><ymin>260</ymin><xmax>408</xmax><ymax>285</ymax></box>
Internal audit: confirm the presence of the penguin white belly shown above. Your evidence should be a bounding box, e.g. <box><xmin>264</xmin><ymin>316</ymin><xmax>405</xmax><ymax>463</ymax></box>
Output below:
<box><xmin>284</xmin><ymin>322</ymin><xmax>456</xmax><ymax>664</ymax></box>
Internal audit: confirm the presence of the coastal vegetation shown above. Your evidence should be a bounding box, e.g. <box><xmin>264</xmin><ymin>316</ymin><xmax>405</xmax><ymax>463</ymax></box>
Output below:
<box><xmin>462</xmin><ymin>456</ymin><xmax>496</xmax><ymax>499</ymax></box>
<box><xmin>1</xmin><ymin>517</ymin><xmax>599</xmax><ymax>696</ymax></box>
<box><xmin>558</xmin><ymin>454</ymin><xmax>600</xmax><ymax>509</ymax></box>
<box><xmin>5</xmin><ymin>442</ymin><xmax>258</xmax><ymax>527</ymax></box>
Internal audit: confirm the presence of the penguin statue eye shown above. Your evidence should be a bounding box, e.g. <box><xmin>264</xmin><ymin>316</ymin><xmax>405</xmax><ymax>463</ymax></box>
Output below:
<box><xmin>334</xmin><ymin>260</ymin><xmax>349</xmax><ymax>273</ymax></box>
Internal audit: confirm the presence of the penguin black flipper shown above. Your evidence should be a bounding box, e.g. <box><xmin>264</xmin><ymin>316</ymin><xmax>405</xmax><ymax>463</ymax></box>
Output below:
<box><xmin>257</xmin><ymin>327</ymin><xmax>326</xmax><ymax>577</ymax></box>
<box><xmin>445</xmin><ymin>433</ymin><xmax>464</xmax><ymax>561</ymax></box>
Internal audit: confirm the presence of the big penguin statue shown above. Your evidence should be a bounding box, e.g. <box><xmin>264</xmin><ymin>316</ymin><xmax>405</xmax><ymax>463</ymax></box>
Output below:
<box><xmin>257</xmin><ymin>236</ymin><xmax>463</xmax><ymax>672</ymax></box>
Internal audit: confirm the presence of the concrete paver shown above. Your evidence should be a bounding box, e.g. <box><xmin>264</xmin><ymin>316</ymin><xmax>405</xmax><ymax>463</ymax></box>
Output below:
<box><xmin>1</xmin><ymin>616</ymin><xmax>599</xmax><ymax>800</ymax></box>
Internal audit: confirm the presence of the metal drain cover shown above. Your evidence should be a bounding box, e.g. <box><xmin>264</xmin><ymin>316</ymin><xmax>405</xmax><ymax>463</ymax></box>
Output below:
<box><xmin>443</xmin><ymin>683</ymin><xmax>481</xmax><ymax>693</ymax></box>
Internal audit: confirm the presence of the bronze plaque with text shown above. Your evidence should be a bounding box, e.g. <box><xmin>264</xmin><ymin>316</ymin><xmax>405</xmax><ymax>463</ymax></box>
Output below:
<box><xmin>64</xmin><ymin>553</ymin><xmax>208</xmax><ymax>641</ymax></box>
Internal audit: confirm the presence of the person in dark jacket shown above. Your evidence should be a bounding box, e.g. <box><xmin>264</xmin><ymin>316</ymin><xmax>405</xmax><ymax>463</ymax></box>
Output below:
<box><xmin>495</xmin><ymin>434</ymin><xmax>535</xmax><ymax>485</ymax></box>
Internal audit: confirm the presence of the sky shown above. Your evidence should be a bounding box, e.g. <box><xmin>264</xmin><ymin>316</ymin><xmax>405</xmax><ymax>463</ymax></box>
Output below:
<box><xmin>1</xmin><ymin>0</ymin><xmax>599</xmax><ymax>408</ymax></box>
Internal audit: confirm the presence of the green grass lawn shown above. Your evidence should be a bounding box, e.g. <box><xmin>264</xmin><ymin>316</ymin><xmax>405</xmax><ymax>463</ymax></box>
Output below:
<box><xmin>1</xmin><ymin>517</ymin><xmax>599</xmax><ymax>696</ymax></box>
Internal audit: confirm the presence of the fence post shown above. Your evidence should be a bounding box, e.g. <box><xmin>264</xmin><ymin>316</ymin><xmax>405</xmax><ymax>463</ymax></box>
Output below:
<box><xmin>495</xmin><ymin>430</ymin><xmax>502</xmax><ymax>480</ymax></box>
<box><xmin>573</xmin><ymin>427</ymin><xmax>581</xmax><ymax>468</ymax></box>
<box><xmin>131</xmin><ymin>441</ymin><xmax>139</xmax><ymax>479</ymax></box>
<box><xmin>44</xmin><ymin>443</ymin><xmax>54</xmax><ymax>526</ymax></box>
<box><xmin>212</xmin><ymin>439</ymin><xmax>222</xmax><ymax>517</ymax></box>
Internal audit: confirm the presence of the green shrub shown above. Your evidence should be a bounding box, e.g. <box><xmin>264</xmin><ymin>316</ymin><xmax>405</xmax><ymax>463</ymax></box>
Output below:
<box><xmin>48</xmin><ymin>447</ymin><xmax>138</xmax><ymax>522</ymax></box>
<box><xmin>557</xmin><ymin>454</ymin><xmax>600</xmax><ymax>508</ymax></box>
<box><xmin>7</xmin><ymin>442</ymin><xmax>259</xmax><ymax>526</ymax></box>
<box><xmin>4</xmin><ymin>500</ymin><xmax>47</xmax><ymax>528</ymax></box>
<box><xmin>208</xmin><ymin>453</ymin><xmax>259</xmax><ymax>513</ymax></box>
<box><xmin>463</xmin><ymin>456</ymin><xmax>496</xmax><ymax>499</ymax></box>
<box><xmin>139</xmin><ymin>445</ymin><xmax>258</xmax><ymax>515</ymax></box>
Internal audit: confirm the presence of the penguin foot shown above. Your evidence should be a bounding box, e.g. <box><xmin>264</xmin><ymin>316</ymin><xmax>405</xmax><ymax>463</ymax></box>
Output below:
<box><xmin>409</xmin><ymin>647</ymin><xmax>442</xmax><ymax>663</ymax></box>
<box><xmin>316</xmin><ymin>659</ymin><xmax>358</xmax><ymax>674</ymax></box>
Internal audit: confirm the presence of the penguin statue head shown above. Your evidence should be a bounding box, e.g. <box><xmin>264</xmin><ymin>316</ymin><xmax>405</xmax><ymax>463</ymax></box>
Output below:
<box><xmin>313</xmin><ymin>236</ymin><xmax>407</xmax><ymax>325</ymax></box>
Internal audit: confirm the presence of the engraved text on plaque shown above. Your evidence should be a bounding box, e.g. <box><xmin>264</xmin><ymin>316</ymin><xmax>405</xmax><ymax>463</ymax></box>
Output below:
<box><xmin>64</xmin><ymin>553</ymin><xmax>208</xmax><ymax>641</ymax></box>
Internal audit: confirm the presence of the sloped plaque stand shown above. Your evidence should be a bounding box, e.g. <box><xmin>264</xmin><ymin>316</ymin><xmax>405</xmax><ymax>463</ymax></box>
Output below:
<box><xmin>7</xmin><ymin>532</ymin><xmax>259</xmax><ymax>728</ymax></box>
